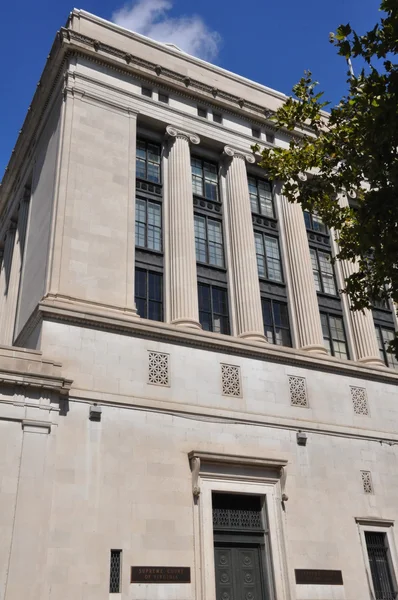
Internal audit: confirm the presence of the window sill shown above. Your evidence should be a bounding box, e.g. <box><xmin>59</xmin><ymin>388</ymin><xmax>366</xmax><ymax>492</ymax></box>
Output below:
<box><xmin>136</xmin><ymin>246</ymin><xmax>164</xmax><ymax>257</ymax></box>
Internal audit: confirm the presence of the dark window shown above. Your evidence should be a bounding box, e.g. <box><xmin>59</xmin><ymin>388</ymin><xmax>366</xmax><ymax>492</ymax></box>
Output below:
<box><xmin>198</xmin><ymin>284</ymin><xmax>230</xmax><ymax>334</ymax></box>
<box><xmin>248</xmin><ymin>177</ymin><xmax>274</xmax><ymax>218</ymax></box>
<box><xmin>135</xmin><ymin>198</ymin><xmax>162</xmax><ymax>251</ymax></box>
<box><xmin>365</xmin><ymin>531</ymin><xmax>397</xmax><ymax>600</ymax></box>
<box><xmin>191</xmin><ymin>157</ymin><xmax>219</xmax><ymax>201</ymax></box>
<box><xmin>194</xmin><ymin>215</ymin><xmax>224</xmax><ymax>267</ymax></box>
<box><xmin>261</xmin><ymin>298</ymin><xmax>291</xmax><ymax>346</ymax></box>
<box><xmin>136</xmin><ymin>139</ymin><xmax>161</xmax><ymax>183</ymax></box>
<box><xmin>254</xmin><ymin>232</ymin><xmax>282</xmax><ymax>282</ymax></box>
<box><xmin>252</xmin><ymin>127</ymin><xmax>261</xmax><ymax>139</ymax></box>
<box><xmin>304</xmin><ymin>211</ymin><xmax>327</xmax><ymax>234</ymax></box>
<box><xmin>212</xmin><ymin>493</ymin><xmax>274</xmax><ymax>600</ymax></box>
<box><xmin>265</xmin><ymin>133</ymin><xmax>275</xmax><ymax>144</ymax></box>
<box><xmin>310</xmin><ymin>248</ymin><xmax>337</xmax><ymax>295</ymax></box>
<box><xmin>158</xmin><ymin>92</ymin><xmax>169</xmax><ymax>103</ymax></box>
<box><xmin>135</xmin><ymin>269</ymin><xmax>163</xmax><ymax>321</ymax></box>
<box><xmin>375</xmin><ymin>325</ymin><xmax>398</xmax><ymax>368</ymax></box>
<box><xmin>213</xmin><ymin>112</ymin><xmax>223</xmax><ymax>124</ymax></box>
<box><xmin>109</xmin><ymin>550</ymin><xmax>121</xmax><ymax>593</ymax></box>
<box><xmin>198</xmin><ymin>106</ymin><xmax>208</xmax><ymax>118</ymax></box>
<box><xmin>141</xmin><ymin>86</ymin><xmax>153</xmax><ymax>98</ymax></box>
<box><xmin>321</xmin><ymin>312</ymin><xmax>349</xmax><ymax>358</ymax></box>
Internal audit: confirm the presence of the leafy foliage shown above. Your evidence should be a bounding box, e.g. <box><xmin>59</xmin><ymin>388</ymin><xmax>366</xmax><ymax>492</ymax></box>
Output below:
<box><xmin>254</xmin><ymin>0</ymin><xmax>398</xmax><ymax>357</ymax></box>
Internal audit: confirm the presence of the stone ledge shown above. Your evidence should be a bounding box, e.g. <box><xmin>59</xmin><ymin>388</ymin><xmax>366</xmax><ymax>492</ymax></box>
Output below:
<box><xmin>31</xmin><ymin>295</ymin><xmax>398</xmax><ymax>385</ymax></box>
<box><xmin>0</xmin><ymin>343</ymin><xmax>72</xmax><ymax>395</ymax></box>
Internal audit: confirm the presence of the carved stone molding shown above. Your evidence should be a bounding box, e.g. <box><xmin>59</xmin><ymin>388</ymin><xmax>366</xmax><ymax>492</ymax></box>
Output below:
<box><xmin>166</xmin><ymin>125</ymin><xmax>200</xmax><ymax>145</ymax></box>
<box><xmin>224</xmin><ymin>145</ymin><xmax>255</xmax><ymax>164</ymax></box>
<box><xmin>189</xmin><ymin>450</ymin><xmax>288</xmax><ymax>497</ymax></box>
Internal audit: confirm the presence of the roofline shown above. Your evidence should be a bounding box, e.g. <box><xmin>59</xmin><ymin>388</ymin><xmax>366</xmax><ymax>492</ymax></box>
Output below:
<box><xmin>72</xmin><ymin>8</ymin><xmax>291</xmax><ymax>103</ymax></box>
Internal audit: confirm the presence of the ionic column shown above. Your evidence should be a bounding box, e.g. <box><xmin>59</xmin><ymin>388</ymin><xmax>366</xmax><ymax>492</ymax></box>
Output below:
<box><xmin>223</xmin><ymin>146</ymin><xmax>266</xmax><ymax>342</ymax></box>
<box><xmin>166</xmin><ymin>126</ymin><xmax>201</xmax><ymax>328</ymax></box>
<box><xmin>280</xmin><ymin>195</ymin><xmax>327</xmax><ymax>353</ymax></box>
<box><xmin>338</xmin><ymin>194</ymin><xmax>383</xmax><ymax>365</ymax></box>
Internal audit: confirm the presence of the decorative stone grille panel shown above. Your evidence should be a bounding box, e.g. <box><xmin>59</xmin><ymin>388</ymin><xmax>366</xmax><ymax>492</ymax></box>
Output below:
<box><xmin>221</xmin><ymin>364</ymin><xmax>241</xmax><ymax>397</ymax></box>
<box><xmin>288</xmin><ymin>376</ymin><xmax>308</xmax><ymax>407</ymax></box>
<box><xmin>361</xmin><ymin>470</ymin><xmax>374</xmax><ymax>494</ymax></box>
<box><xmin>148</xmin><ymin>351</ymin><xmax>169</xmax><ymax>386</ymax></box>
<box><xmin>351</xmin><ymin>386</ymin><xmax>369</xmax><ymax>416</ymax></box>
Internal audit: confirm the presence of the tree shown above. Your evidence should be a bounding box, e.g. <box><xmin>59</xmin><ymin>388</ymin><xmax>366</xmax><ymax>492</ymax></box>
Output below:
<box><xmin>254</xmin><ymin>0</ymin><xmax>398</xmax><ymax>357</ymax></box>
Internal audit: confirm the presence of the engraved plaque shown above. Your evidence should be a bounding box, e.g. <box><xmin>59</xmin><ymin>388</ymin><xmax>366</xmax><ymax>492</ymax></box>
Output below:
<box><xmin>131</xmin><ymin>567</ymin><xmax>191</xmax><ymax>583</ymax></box>
<box><xmin>295</xmin><ymin>569</ymin><xmax>343</xmax><ymax>585</ymax></box>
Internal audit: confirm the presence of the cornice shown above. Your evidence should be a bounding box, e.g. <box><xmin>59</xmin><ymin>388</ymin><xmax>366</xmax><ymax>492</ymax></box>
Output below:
<box><xmin>1</xmin><ymin>22</ymin><xmax>306</xmax><ymax>215</ymax></box>
<box><xmin>16</xmin><ymin>295</ymin><xmax>398</xmax><ymax>385</ymax></box>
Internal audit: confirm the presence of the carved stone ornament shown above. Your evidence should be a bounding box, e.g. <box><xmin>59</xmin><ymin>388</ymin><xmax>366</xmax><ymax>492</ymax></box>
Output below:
<box><xmin>224</xmin><ymin>145</ymin><xmax>255</xmax><ymax>164</ymax></box>
<box><xmin>347</xmin><ymin>189</ymin><xmax>357</xmax><ymax>199</ymax></box>
<box><xmin>190</xmin><ymin>456</ymin><xmax>201</xmax><ymax>497</ymax></box>
<box><xmin>298</xmin><ymin>172</ymin><xmax>308</xmax><ymax>181</ymax></box>
<box><xmin>166</xmin><ymin>125</ymin><xmax>200</xmax><ymax>145</ymax></box>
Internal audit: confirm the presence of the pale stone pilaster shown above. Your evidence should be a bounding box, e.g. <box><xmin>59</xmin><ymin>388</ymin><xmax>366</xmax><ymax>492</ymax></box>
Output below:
<box><xmin>4</xmin><ymin>419</ymin><xmax>53</xmax><ymax>600</ymax></box>
<box><xmin>223</xmin><ymin>146</ymin><xmax>266</xmax><ymax>342</ymax></box>
<box><xmin>166</xmin><ymin>126</ymin><xmax>201</xmax><ymax>328</ymax></box>
<box><xmin>0</xmin><ymin>224</ymin><xmax>17</xmax><ymax>345</ymax></box>
<box><xmin>337</xmin><ymin>194</ymin><xmax>383</xmax><ymax>365</ymax></box>
<box><xmin>280</xmin><ymin>196</ymin><xmax>327</xmax><ymax>353</ymax></box>
<box><xmin>2</xmin><ymin>196</ymin><xmax>31</xmax><ymax>345</ymax></box>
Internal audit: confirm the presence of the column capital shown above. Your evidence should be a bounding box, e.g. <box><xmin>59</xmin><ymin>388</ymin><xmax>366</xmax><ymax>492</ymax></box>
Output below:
<box><xmin>224</xmin><ymin>145</ymin><xmax>255</xmax><ymax>164</ymax></box>
<box><xmin>166</xmin><ymin>125</ymin><xmax>200</xmax><ymax>145</ymax></box>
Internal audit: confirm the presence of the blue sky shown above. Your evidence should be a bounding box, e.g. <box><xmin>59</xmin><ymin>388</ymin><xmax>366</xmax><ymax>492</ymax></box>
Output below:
<box><xmin>0</xmin><ymin>0</ymin><xmax>381</xmax><ymax>177</ymax></box>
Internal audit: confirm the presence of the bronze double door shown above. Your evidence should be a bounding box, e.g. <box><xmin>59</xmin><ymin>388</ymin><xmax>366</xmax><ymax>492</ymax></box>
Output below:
<box><xmin>214</xmin><ymin>542</ymin><xmax>268</xmax><ymax>600</ymax></box>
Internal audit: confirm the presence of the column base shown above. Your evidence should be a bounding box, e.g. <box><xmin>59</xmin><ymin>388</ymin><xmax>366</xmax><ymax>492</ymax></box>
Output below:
<box><xmin>301</xmin><ymin>344</ymin><xmax>329</xmax><ymax>355</ymax></box>
<box><xmin>358</xmin><ymin>356</ymin><xmax>386</xmax><ymax>367</ymax></box>
<box><xmin>238</xmin><ymin>331</ymin><xmax>268</xmax><ymax>343</ymax></box>
<box><xmin>171</xmin><ymin>318</ymin><xmax>202</xmax><ymax>330</ymax></box>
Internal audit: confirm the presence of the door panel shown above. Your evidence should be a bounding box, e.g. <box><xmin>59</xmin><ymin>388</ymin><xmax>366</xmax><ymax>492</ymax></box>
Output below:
<box><xmin>215</xmin><ymin>544</ymin><xmax>265</xmax><ymax>600</ymax></box>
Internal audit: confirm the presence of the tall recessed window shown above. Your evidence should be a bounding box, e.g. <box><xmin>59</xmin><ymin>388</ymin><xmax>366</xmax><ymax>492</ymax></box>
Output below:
<box><xmin>261</xmin><ymin>298</ymin><xmax>291</xmax><ymax>346</ymax></box>
<box><xmin>254</xmin><ymin>233</ymin><xmax>282</xmax><ymax>282</ymax></box>
<box><xmin>375</xmin><ymin>325</ymin><xmax>398</xmax><ymax>368</ymax></box>
<box><xmin>191</xmin><ymin>158</ymin><xmax>219</xmax><ymax>201</ymax></box>
<box><xmin>249</xmin><ymin>177</ymin><xmax>274</xmax><ymax>218</ymax></box>
<box><xmin>194</xmin><ymin>215</ymin><xmax>224</xmax><ymax>267</ymax></box>
<box><xmin>136</xmin><ymin>140</ymin><xmax>161</xmax><ymax>183</ymax></box>
<box><xmin>304</xmin><ymin>211</ymin><xmax>327</xmax><ymax>234</ymax></box>
<box><xmin>310</xmin><ymin>248</ymin><xmax>337</xmax><ymax>295</ymax></box>
<box><xmin>321</xmin><ymin>312</ymin><xmax>348</xmax><ymax>358</ymax></box>
<box><xmin>198</xmin><ymin>283</ymin><xmax>230</xmax><ymax>334</ymax></box>
<box><xmin>365</xmin><ymin>531</ymin><xmax>397</xmax><ymax>600</ymax></box>
<box><xmin>135</xmin><ymin>198</ymin><xmax>162</xmax><ymax>251</ymax></box>
<box><xmin>212</xmin><ymin>493</ymin><xmax>274</xmax><ymax>600</ymax></box>
<box><xmin>135</xmin><ymin>269</ymin><xmax>163</xmax><ymax>321</ymax></box>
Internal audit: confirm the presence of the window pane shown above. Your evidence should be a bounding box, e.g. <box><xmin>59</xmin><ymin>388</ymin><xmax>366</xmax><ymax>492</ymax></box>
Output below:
<box><xmin>319</xmin><ymin>252</ymin><xmax>336</xmax><ymax>295</ymax></box>
<box><xmin>198</xmin><ymin>283</ymin><xmax>211</xmax><ymax>311</ymax></box>
<box><xmin>148</xmin><ymin>272</ymin><xmax>162</xmax><ymax>301</ymax></box>
<box><xmin>312</xmin><ymin>213</ymin><xmax>326</xmax><ymax>234</ymax></box>
<box><xmin>304</xmin><ymin>211</ymin><xmax>312</xmax><ymax>230</ymax></box>
<box><xmin>381</xmin><ymin>328</ymin><xmax>398</xmax><ymax>368</ymax></box>
<box><xmin>194</xmin><ymin>216</ymin><xmax>207</xmax><ymax>263</ymax></box>
<box><xmin>205</xmin><ymin>181</ymin><xmax>218</xmax><ymax>201</ymax></box>
<box><xmin>264</xmin><ymin>236</ymin><xmax>282</xmax><ymax>282</ymax></box>
<box><xmin>136</xmin><ymin>141</ymin><xmax>146</xmax><ymax>158</ymax></box>
<box><xmin>258</xmin><ymin>181</ymin><xmax>274</xmax><ymax>218</ymax></box>
<box><xmin>147</xmin><ymin>202</ymin><xmax>162</xmax><ymax>251</ymax></box>
<box><xmin>147</xmin><ymin>144</ymin><xmax>160</xmax><ymax>163</ymax></box>
<box><xmin>329</xmin><ymin>315</ymin><xmax>345</xmax><ymax>341</ymax></box>
<box><xmin>261</xmin><ymin>299</ymin><xmax>273</xmax><ymax>327</ymax></box>
<box><xmin>135</xmin><ymin>269</ymin><xmax>146</xmax><ymax>299</ymax></box>
<box><xmin>310</xmin><ymin>248</ymin><xmax>321</xmax><ymax>292</ymax></box>
<box><xmin>208</xmin><ymin>220</ymin><xmax>224</xmax><ymax>267</ymax></box>
<box><xmin>147</xmin><ymin>162</ymin><xmax>160</xmax><ymax>183</ymax></box>
<box><xmin>255</xmin><ymin>233</ymin><xmax>266</xmax><ymax>278</ymax></box>
<box><xmin>136</xmin><ymin>158</ymin><xmax>146</xmax><ymax>179</ymax></box>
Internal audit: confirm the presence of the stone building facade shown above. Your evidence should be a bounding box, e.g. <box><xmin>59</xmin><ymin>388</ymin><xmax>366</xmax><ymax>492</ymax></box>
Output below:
<box><xmin>1</xmin><ymin>9</ymin><xmax>398</xmax><ymax>600</ymax></box>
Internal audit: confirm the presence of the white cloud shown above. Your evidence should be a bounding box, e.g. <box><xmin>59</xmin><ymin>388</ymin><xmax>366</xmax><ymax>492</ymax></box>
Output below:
<box><xmin>111</xmin><ymin>0</ymin><xmax>221</xmax><ymax>61</ymax></box>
